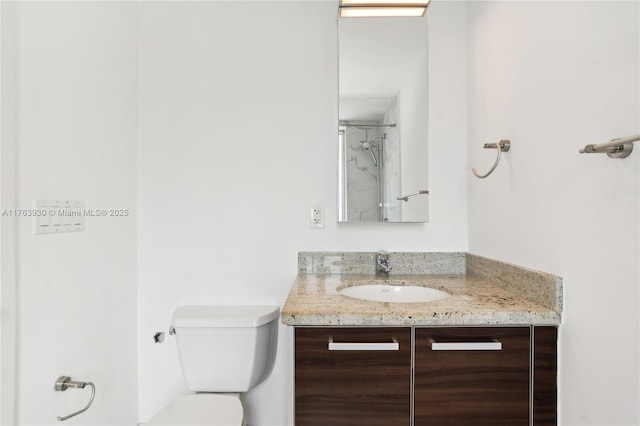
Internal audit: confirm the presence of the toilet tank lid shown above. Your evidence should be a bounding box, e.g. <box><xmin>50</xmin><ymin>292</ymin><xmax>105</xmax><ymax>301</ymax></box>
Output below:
<box><xmin>172</xmin><ymin>305</ymin><xmax>280</xmax><ymax>328</ymax></box>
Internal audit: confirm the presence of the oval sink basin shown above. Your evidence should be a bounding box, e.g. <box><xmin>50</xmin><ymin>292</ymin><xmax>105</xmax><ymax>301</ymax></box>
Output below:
<box><xmin>339</xmin><ymin>284</ymin><xmax>450</xmax><ymax>303</ymax></box>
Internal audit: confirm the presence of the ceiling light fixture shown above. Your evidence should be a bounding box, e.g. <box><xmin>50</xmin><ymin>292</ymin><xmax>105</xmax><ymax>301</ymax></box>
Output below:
<box><xmin>339</xmin><ymin>0</ymin><xmax>429</xmax><ymax>18</ymax></box>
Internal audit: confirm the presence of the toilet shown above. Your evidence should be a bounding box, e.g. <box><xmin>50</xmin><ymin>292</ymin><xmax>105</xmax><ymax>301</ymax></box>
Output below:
<box><xmin>147</xmin><ymin>305</ymin><xmax>280</xmax><ymax>425</ymax></box>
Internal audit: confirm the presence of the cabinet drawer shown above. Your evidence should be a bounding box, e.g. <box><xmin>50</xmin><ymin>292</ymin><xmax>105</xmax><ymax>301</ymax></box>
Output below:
<box><xmin>414</xmin><ymin>327</ymin><xmax>530</xmax><ymax>426</ymax></box>
<box><xmin>295</xmin><ymin>327</ymin><xmax>411</xmax><ymax>426</ymax></box>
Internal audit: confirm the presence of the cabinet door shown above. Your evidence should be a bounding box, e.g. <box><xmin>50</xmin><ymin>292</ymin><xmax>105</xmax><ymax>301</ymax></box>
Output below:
<box><xmin>295</xmin><ymin>327</ymin><xmax>411</xmax><ymax>426</ymax></box>
<box><xmin>414</xmin><ymin>327</ymin><xmax>530</xmax><ymax>426</ymax></box>
<box><xmin>533</xmin><ymin>326</ymin><xmax>557</xmax><ymax>426</ymax></box>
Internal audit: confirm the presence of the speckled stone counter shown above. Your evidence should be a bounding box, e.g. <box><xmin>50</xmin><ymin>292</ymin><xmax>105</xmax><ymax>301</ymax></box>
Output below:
<box><xmin>282</xmin><ymin>252</ymin><xmax>562</xmax><ymax>326</ymax></box>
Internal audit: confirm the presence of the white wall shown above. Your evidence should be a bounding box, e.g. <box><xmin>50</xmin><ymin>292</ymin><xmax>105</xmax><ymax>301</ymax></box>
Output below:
<box><xmin>1</xmin><ymin>4</ymin><xmax>19</xmax><ymax>424</ymax></box>
<box><xmin>427</xmin><ymin>1</ymin><xmax>468</xmax><ymax>238</ymax></box>
<box><xmin>3</xmin><ymin>2</ymin><xmax>138</xmax><ymax>424</ymax></box>
<box><xmin>136</xmin><ymin>1</ymin><xmax>468</xmax><ymax>424</ymax></box>
<box><xmin>466</xmin><ymin>1</ymin><xmax>639</xmax><ymax>425</ymax></box>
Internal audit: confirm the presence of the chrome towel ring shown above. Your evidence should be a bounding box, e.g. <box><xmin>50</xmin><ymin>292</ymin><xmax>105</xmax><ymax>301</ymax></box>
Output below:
<box><xmin>54</xmin><ymin>376</ymin><xmax>96</xmax><ymax>421</ymax></box>
<box><xmin>472</xmin><ymin>139</ymin><xmax>511</xmax><ymax>179</ymax></box>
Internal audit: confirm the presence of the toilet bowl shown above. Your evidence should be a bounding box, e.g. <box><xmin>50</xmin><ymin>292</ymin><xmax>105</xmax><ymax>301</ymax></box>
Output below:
<box><xmin>147</xmin><ymin>305</ymin><xmax>280</xmax><ymax>426</ymax></box>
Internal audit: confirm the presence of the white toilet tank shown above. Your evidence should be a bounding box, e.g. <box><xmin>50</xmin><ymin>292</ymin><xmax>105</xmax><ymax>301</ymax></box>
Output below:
<box><xmin>172</xmin><ymin>305</ymin><xmax>279</xmax><ymax>392</ymax></box>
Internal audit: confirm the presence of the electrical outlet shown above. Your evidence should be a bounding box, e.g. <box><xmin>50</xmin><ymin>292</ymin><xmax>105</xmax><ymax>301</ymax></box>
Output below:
<box><xmin>310</xmin><ymin>204</ymin><xmax>324</xmax><ymax>229</ymax></box>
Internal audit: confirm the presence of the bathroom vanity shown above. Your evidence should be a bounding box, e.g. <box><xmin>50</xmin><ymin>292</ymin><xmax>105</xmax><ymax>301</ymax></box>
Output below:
<box><xmin>282</xmin><ymin>252</ymin><xmax>562</xmax><ymax>426</ymax></box>
<box><xmin>294</xmin><ymin>326</ymin><xmax>556</xmax><ymax>426</ymax></box>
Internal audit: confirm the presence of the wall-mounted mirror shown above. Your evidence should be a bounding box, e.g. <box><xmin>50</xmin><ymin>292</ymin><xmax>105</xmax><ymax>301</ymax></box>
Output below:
<box><xmin>338</xmin><ymin>15</ymin><xmax>429</xmax><ymax>223</ymax></box>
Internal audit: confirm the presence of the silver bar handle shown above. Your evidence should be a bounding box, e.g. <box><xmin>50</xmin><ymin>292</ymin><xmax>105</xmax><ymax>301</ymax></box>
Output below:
<box><xmin>328</xmin><ymin>337</ymin><xmax>399</xmax><ymax>351</ymax></box>
<box><xmin>430</xmin><ymin>340</ymin><xmax>502</xmax><ymax>351</ymax></box>
<box><xmin>54</xmin><ymin>376</ymin><xmax>96</xmax><ymax>421</ymax></box>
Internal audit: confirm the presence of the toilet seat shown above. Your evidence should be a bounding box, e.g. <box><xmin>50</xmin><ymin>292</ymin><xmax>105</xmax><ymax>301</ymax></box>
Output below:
<box><xmin>147</xmin><ymin>394</ymin><xmax>244</xmax><ymax>425</ymax></box>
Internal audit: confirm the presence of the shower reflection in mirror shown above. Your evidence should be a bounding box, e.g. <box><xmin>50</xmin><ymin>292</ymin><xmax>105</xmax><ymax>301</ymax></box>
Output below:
<box><xmin>338</xmin><ymin>114</ymin><xmax>400</xmax><ymax>222</ymax></box>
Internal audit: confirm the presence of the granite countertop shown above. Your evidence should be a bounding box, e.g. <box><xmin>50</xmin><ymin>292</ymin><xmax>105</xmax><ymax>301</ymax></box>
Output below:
<box><xmin>281</xmin><ymin>252</ymin><xmax>563</xmax><ymax>327</ymax></box>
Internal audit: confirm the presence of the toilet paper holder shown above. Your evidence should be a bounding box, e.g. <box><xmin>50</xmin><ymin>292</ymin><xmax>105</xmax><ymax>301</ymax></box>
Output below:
<box><xmin>54</xmin><ymin>376</ymin><xmax>95</xmax><ymax>421</ymax></box>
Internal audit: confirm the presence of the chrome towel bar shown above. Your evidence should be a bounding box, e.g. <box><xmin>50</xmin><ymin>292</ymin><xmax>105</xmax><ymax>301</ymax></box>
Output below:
<box><xmin>397</xmin><ymin>189</ymin><xmax>429</xmax><ymax>202</ymax></box>
<box><xmin>579</xmin><ymin>133</ymin><xmax>640</xmax><ymax>158</ymax></box>
<box><xmin>54</xmin><ymin>376</ymin><xmax>95</xmax><ymax>421</ymax></box>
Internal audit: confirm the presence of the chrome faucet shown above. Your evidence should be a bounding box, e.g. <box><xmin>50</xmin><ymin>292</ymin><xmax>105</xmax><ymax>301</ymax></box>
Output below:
<box><xmin>376</xmin><ymin>250</ymin><xmax>392</xmax><ymax>277</ymax></box>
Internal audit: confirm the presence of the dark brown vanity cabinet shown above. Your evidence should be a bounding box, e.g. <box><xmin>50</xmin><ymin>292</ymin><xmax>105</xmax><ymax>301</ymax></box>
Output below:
<box><xmin>532</xmin><ymin>326</ymin><xmax>559</xmax><ymax>426</ymax></box>
<box><xmin>294</xmin><ymin>326</ymin><xmax>557</xmax><ymax>426</ymax></box>
<box><xmin>294</xmin><ymin>327</ymin><xmax>411</xmax><ymax>426</ymax></box>
<box><xmin>414</xmin><ymin>327</ymin><xmax>530</xmax><ymax>425</ymax></box>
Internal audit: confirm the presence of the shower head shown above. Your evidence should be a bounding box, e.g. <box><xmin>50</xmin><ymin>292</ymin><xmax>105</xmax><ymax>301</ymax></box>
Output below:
<box><xmin>360</xmin><ymin>141</ymin><xmax>373</xmax><ymax>149</ymax></box>
<box><xmin>357</xmin><ymin>128</ymin><xmax>382</xmax><ymax>165</ymax></box>
<box><xmin>360</xmin><ymin>134</ymin><xmax>386</xmax><ymax>146</ymax></box>
<box><xmin>359</xmin><ymin>141</ymin><xmax>379</xmax><ymax>166</ymax></box>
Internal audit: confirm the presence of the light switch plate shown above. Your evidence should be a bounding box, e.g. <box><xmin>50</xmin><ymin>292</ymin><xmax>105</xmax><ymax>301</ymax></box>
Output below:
<box><xmin>33</xmin><ymin>199</ymin><xmax>85</xmax><ymax>234</ymax></box>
